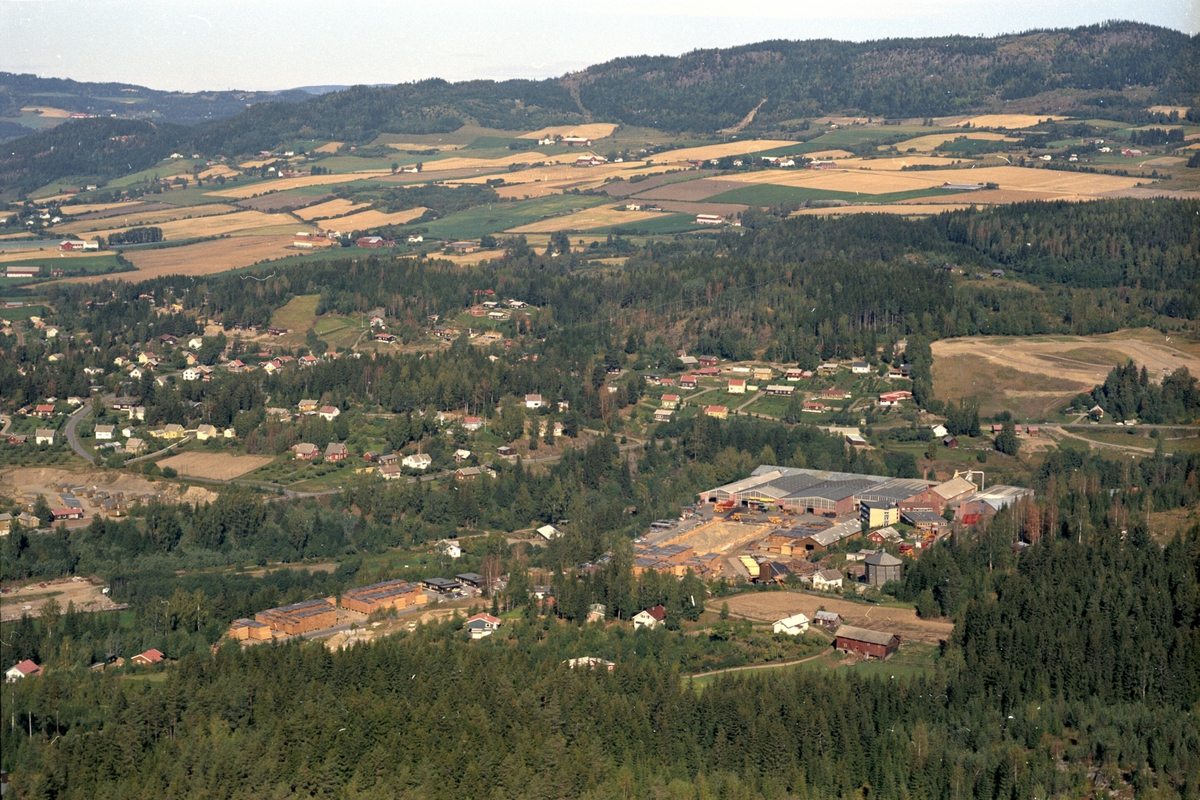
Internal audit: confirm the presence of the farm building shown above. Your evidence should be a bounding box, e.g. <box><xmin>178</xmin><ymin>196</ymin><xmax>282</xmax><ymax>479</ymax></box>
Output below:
<box><xmin>764</xmin><ymin>384</ymin><xmax>795</xmax><ymax>396</ymax></box>
<box><xmin>864</xmin><ymin>551</ymin><xmax>904</xmax><ymax>586</ymax></box>
<box><xmin>228</xmin><ymin>618</ymin><xmax>273</xmax><ymax>641</ymax></box>
<box><xmin>813</xmin><ymin>611</ymin><xmax>842</xmax><ymax>630</ymax></box>
<box><xmin>834</xmin><ymin>626</ymin><xmax>901</xmax><ymax>658</ymax></box>
<box><xmin>340</xmin><ymin>579</ymin><xmax>426</xmax><ymax>614</ymax></box>
<box><xmin>898</xmin><ymin>475</ymin><xmax>977</xmax><ymax>515</ymax></box>
<box><xmin>695</xmin><ymin>214</ymin><xmax>724</xmax><ymax>225</ymax></box>
<box><xmin>7</xmin><ymin>266</ymin><xmax>41</xmax><ymax>278</ymax></box>
<box><xmin>773</xmin><ymin>614</ymin><xmax>810</xmax><ymax>635</ymax></box>
<box><xmin>356</xmin><ymin>236</ymin><xmax>392</xmax><ymax>247</ymax></box>
<box><xmin>255</xmin><ymin>599</ymin><xmax>338</xmax><ymax>635</ymax></box>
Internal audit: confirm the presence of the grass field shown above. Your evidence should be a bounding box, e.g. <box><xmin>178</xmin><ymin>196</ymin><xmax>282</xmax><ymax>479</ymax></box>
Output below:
<box><xmin>507</xmin><ymin>204</ymin><xmax>666</xmax><ymax>233</ymax></box>
<box><xmin>157</xmin><ymin>452</ymin><xmax>275</xmax><ymax>480</ymax></box>
<box><xmin>421</xmin><ymin>195</ymin><xmax>608</xmax><ymax>240</ymax></box>
<box><xmin>294</xmin><ymin>198</ymin><xmax>365</xmax><ymax>220</ymax></box>
<box><xmin>591</xmin><ymin>213</ymin><xmax>700</xmax><ymax>235</ymax></box>
<box><xmin>326</xmin><ymin>206</ymin><xmax>428</xmax><ymax>229</ymax></box>
<box><xmin>56</xmin><ymin>203</ymin><xmax>241</xmax><ymax>236</ymax></box>
<box><xmin>708</xmin><ymin>184</ymin><xmax>966</xmax><ymax>206</ymax></box>
<box><xmin>270</xmin><ymin>294</ymin><xmax>322</xmax><ymax>339</ymax></box>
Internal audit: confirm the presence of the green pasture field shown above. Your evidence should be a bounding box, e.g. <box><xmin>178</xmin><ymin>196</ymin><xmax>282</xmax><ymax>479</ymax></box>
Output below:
<box><xmin>104</xmin><ymin>159</ymin><xmax>205</xmax><ymax>189</ymax></box>
<box><xmin>707</xmin><ymin>184</ymin><xmax>967</xmax><ymax>206</ymax></box>
<box><xmin>269</xmin><ymin>294</ymin><xmax>321</xmax><ymax>339</ymax></box>
<box><xmin>0</xmin><ymin>304</ymin><xmax>47</xmax><ymax>320</ymax></box>
<box><xmin>421</xmin><ymin>195</ymin><xmax>608</xmax><ymax>240</ymax></box>
<box><xmin>591</xmin><ymin>213</ymin><xmax>701</xmax><ymax>236</ymax></box>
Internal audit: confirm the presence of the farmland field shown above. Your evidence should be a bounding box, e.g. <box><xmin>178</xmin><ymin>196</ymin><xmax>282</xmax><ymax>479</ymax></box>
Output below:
<box><xmin>421</xmin><ymin>195</ymin><xmax>608</xmax><ymax>240</ymax></box>
<box><xmin>709</xmin><ymin>184</ymin><xmax>965</xmax><ymax>206</ymax></box>
<box><xmin>269</xmin><ymin>294</ymin><xmax>322</xmax><ymax>340</ymax></box>
<box><xmin>79</xmin><ymin>209</ymin><xmax>304</xmax><ymax>241</ymax></box>
<box><xmin>507</xmin><ymin>204</ymin><xmax>666</xmax><ymax>233</ymax></box>
<box><xmin>325</xmin><ymin>206</ymin><xmax>428</xmax><ymax>229</ymax></box>
<box><xmin>591</xmin><ymin>213</ymin><xmax>700</xmax><ymax>235</ymax></box>
<box><xmin>889</xmin><ymin>132</ymin><xmax>1018</xmax><ymax>152</ymax></box>
<box><xmin>205</xmin><ymin>172</ymin><xmax>391</xmax><ymax>198</ymax></box>
<box><xmin>294</xmin><ymin>198</ymin><xmax>365</xmax><ymax>220</ymax></box>
<box><xmin>56</xmin><ymin>203</ymin><xmax>241</xmax><ymax>235</ymax></box>
<box><xmin>157</xmin><ymin>452</ymin><xmax>275</xmax><ymax>480</ymax></box>
<box><xmin>64</xmin><ymin>235</ymin><xmax>300</xmax><ymax>282</ymax></box>
<box><xmin>722</xmin><ymin>592</ymin><xmax>953</xmax><ymax>645</ymax></box>
<box><xmin>518</xmin><ymin>123</ymin><xmax>619</xmax><ymax>140</ymax></box>
<box><xmin>946</xmin><ymin>113</ymin><xmax>1068</xmax><ymax>128</ymax></box>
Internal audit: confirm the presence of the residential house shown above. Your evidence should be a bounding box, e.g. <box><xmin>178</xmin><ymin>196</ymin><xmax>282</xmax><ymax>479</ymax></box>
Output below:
<box><xmin>812</xmin><ymin>569</ymin><xmax>844</xmax><ymax>591</ymax></box>
<box><xmin>525</xmin><ymin>394</ymin><xmax>543</xmax><ymax>409</ymax></box>
<box><xmin>297</xmin><ymin>399</ymin><xmax>319</xmax><ymax>413</ymax></box>
<box><xmin>32</xmin><ymin>404</ymin><xmax>55</xmax><ymax>419</ymax></box>
<box><xmin>679</xmin><ymin>375</ymin><xmax>697</xmax><ymax>390</ymax></box>
<box><xmin>324</xmin><ymin>442</ymin><xmax>348</xmax><ymax>462</ymax></box>
<box><xmin>653</xmin><ymin>409</ymin><xmax>673</xmax><ymax>423</ymax></box>
<box><xmin>94</xmin><ymin>425</ymin><xmax>115</xmax><ymax>441</ymax></box>
<box><xmin>195</xmin><ymin>424</ymin><xmax>219</xmax><ymax>440</ymax></box>
<box><xmin>773</xmin><ymin>613</ymin><xmax>810</xmax><ymax>636</ymax></box>
<box><xmin>660</xmin><ymin>394</ymin><xmax>680</xmax><ymax>409</ymax></box>
<box><xmin>462</xmin><ymin>416</ymin><xmax>484</xmax><ymax>432</ymax></box>
<box><xmin>317</xmin><ymin>405</ymin><xmax>340</xmax><ymax>421</ymax></box>
<box><xmin>5</xmin><ymin>660</ymin><xmax>42</xmax><ymax>682</ymax></box>
<box><xmin>35</xmin><ymin>428</ymin><xmax>56</xmax><ymax>445</ymax></box>
<box><xmin>131</xmin><ymin>649</ymin><xmax>165</xmax><ymax>666</ymax></box>
<box><xmin>705</xmin><ymin>405</ymin><xmax>728</xmax><ymax>419</ymax></box>
<box><xmin>727</xmin><ymin>379</ymin><xmax>746</xmax><ymax>395</ymax></box>
<box><xmin>402</xmin><ymin>453</ymin><xmax>432</xmax><ymax>471</ymax></box>
<box><xmin>151</xmin><ymin>424</ymin><xmax>186</xmax><ymax>439</ymax></box>
<box><xmin>293</xmin><ymin>443</ymin><xmax>319</xmax><ymax>460</ymax></box>
<box><xmin>465</xmin><ymin>613</ymin><xmax>502</xmax><ymax>639</ymax></box>
<box><xmin>536</xmin><ymin>524</ymin><xmax>563</xmax><ymax>541</ymax></box>
<box><xmin>632</xmin><ymin>605</ymin><xmax>667</xmax><ymax>630</ymax></box>
<box><xmin>124</xmin><ymin>437</ymin><xmax>146</xmax><ymax>454</ymax></box>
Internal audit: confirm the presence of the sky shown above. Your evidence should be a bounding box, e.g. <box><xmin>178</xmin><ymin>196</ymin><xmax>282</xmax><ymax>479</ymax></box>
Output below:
<box><xmin>1</xmin><ymin>0</ymin><xmax>1195</xmax><ymax>92</ymax></box>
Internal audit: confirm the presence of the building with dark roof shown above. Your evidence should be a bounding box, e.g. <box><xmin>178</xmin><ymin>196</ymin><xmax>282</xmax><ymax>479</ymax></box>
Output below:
<box><xmin>834</xmin><ymin>625</ymin><xmax>901</xmax><ymax>658</ymax></box>
<box><xmin>340</xmin><ymin>580</ymin><xmax>427</xmax><ymax>614</ymax></box>
<box><xmin>864</xmin><ymin>551</ymin><xmax>904</xmax><ymax>586</ymax></box>
<box><xmin>255</xmin><ymin>598</ymin><xmax>338</xmax><ymax>635</ymax></box>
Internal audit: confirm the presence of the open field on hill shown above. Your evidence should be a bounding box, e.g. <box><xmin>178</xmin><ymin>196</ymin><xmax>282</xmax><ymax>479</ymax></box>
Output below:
<box><xmin>56</xmin><ymin>203</ymin><xmax>240</xmax><ymax>235</ymax></box>
<box><xmin>654</xmin><ymin>140</ymin><xmax>798</xmax><ymax>163</ymax></box>
<box><xmin>420</xmin><ymin>195</ymin><xmax>608</xmax><ymax>240</ymax></box>
<box><xmin>268</xmin><ymin>294</ymin><xmax>321</xmax><ymax>341</ymax></box>
<box><xmin>837</xmin><ymin>156</ymin><xmax>960</xmax><ymax>170</ymax></box>
<box><xmin>61</xmin><ymin>235</ymin><xmax>299</xmax><ymax>282</ymax></box>
<box><xmin>385</xmin><ymin>142</ymin><xmax>466</xmax><ymax>151</ymax></box>
<box><xmin>932</xmin><ymin>331</ymin><xmax>1200</xmax><ymax>417</ymax></box>
<box><xmin>790</xmin><ymin>203</ymin><xmax>979</xmax><ymax>217</ymax></box>
<box><xmin>507</xmin><ymin>204</ymin><xmax>665</xmax><ymax>233</ymax></box>
<box><xmin>237</xmin><ymin>192</ymin><xmax>335</xmax><ymax>212</ymax></box>
<box><xmin>518</xmin><ymin>123</ymin><xmax>619</xmax><ymax>140</ymax></box>
<box><xmin>630</xmin><ymin>178</ymin><xmax>741</xmax><ymax>202</ymax></box>
<box><xmin>60</xmin><ymin>202</ymin><xmax>175</xmax><ymax>221</ymax></box>
<box><xmin>205</xmin><ymin>172</ymin><xmax>390</xmax><ymax>198</ymax></box>
<box><xmin>804</xmin><ymin>149</ymin><xmax>855</xmax><ymax>160</ymax></box>
<box><xmin>81</xmin><ymin>209</ymin><xmax>303</xmax><ymax>241</ymax></box>
<box><xmin>59</xmin><ymin>202</ymin><xmax>131</xmax><ymax>216</ymax></box>
<box><xmin>314</xmin><ymin>141</ymin><xmax>343</xmax><ymax>153</ymax></box>
<box><xmin>293</xmin><ymin>198</ymin><xmax>364</xmax><ymax>220</ymax></box>
<box><xmin>20</xmin><ymin>106</ymin><xmax>73</xmax><ymax>118</ymax></box>
<box><xmin>157</xmin><ymin>452</ymin><xmax>275</xmax><ymax>480</ymax></box>
<box><xmin>0</xmin><ymin>247</ymin><xmax>103</xmax><ymax>265</ymax></box>
<box><xmin>723</xmin><ymin>592</ymin><xmax>954</xmax><ymax>645</ymax></box>
<box><xmin>327</xmin><ymin>206</ymin><xmax>428</xmax><ymax>229</ymax></box>
<box><xmin>889</xmin><ymin>132</ymin><xmax>1018</xmax><ymax>152</ymax></box>
<box><xmin>1</xmin><ymin>578</ymin><xmax>125</xmax><ymax>622</ymax></box>
<box><xmin>943</xmin><ymin>114</ymin><xmax>1068</xmax><ymax>128</ymax></box>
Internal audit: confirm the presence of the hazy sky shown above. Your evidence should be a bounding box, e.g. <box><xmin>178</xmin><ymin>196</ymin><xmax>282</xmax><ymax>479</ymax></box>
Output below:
<box><xmin>2</xmin><ymin>0</ymin><xmax>1195</xmax><ymax>92</ymax></box>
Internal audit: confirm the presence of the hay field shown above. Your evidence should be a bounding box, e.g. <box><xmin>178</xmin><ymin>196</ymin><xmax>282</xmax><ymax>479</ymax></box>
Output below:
<box><xmin>437</xmin><ymin>248</ymin><xmax>505</xmax><ymax>265</ymax></box>
<box><xmin>197</xmin><ymin>165</ymin><xmax>241</xmax><ymax>180</ymax></box>
<box><xmin>386</xmin><ymin>142</ymin><xmax>465</xmax><ymax>151</ymax></box>
<box><xmin>63</xmin><ymin>235</ymin><xmax>298</xmax><ymax>283</ymax></box>
<box><xmin>327</xmin><ymin>206</ymin><xmax>428</xmax><ymax>228</ymax></box>
<box><xmin>158</xmin><ymin>452</ymin><xmax>274</xmax><ymax>480</ymax></box>
<box><xmin>57</xmin><ymin>203</ymin><xmax>240</xmax><ymax>235</ymax></box>
<box><xmin>1147</xmin><ymin>106</ymin><xmax>1190</xmax><ymax>115</ymax></box>
<box><xmin>0</xmin><ymin>248</ymin><xmax>104</xmax><ymax>264</ymax></box>
<box><xmin>60</xmin><ymin>202</ymin><xmax>130</xmax><ymax>216</ymax></box>
<box><xmin>507</xmin><ymin>205</ymin><xmax>665</xmax><ymax>233</ymax></box>
<box><xmin>945</xmin><ymin>114</ymin><xmax>1067</xmax><ymax>128</ymax></box>
<box><xmin>840</xmin><ymin>156</ymin><xmax>963</xmax><ymax>170</ymax></box>
<box><xmin>790</xmin><ymin>204</ymin><xmax>978</xmax><ymax>217</ymax></box>
<box><xmin>84</xmin><ymin>209</ymin><xmax>303</xmax><ymax>240</ymax></box>
<box><xmin>890</xmin><ymin>132</ymin><xmax>1017</xmax><ymax>152</ymax></box>
<box><xmin>654</xmin><ymin>140</ymin><xmax>797</xmax><ymax>163</ymax></box>
<box><xmin>416</xmin><ymin>152</ymin><xmax>555</xmax><ymax>172</ymax></box>
<box><xmin>205</xmin><ymin>172</ymin><xmax>390</xmax><ymax>198</ymax></box>
<box><xmin>20</xmin><ymin>106</ymin><xmax>73</xmax><ymax>118</ymax></box>
<box><xmin>518</xmin><ymin>123</ymin><xmax>619</xmax><ymax>140</ymax></box>
<box><xmin>314</xmin><ymin>141</ymin><xmax>343</xmax><ymax>153</ymax></box>
<box><xmin>456</xmin><ymin>161</ymin><xmax>647</xmax><ymax>188</ymax></box>
<box><xmin>294</xmin><ymin>198</ymin><xmax>368</xmax><ymax>220</ymax></box>
<box><xmin>805</xmin><ymin>149</ymin><xmax>856</xmax><ymax>160</ymax></box>
<box><xmin>723</xmin><ymin>593</ymin><xmax>954</xmax><ymax>645</ymax></box>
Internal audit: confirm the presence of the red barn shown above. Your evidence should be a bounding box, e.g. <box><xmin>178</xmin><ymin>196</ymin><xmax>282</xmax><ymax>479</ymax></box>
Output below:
<box><xmin>834</xmin><ymin>625</ymin><xmax>901</xmax><ymax>658</ymax></box>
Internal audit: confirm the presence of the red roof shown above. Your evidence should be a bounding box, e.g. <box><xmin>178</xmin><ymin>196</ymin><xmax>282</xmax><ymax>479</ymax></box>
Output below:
<box><xmin>642</xmin><ymin>605</ymin><xmax>666</xmax><ymax>621</ymax></box>
<box><xmin>466</xmin><ymin>613</ymin><xmax>502</xmax><ymax>625</ymax></box>
<box><xmin>135</xmin><ymin>648</ymin><xmax>164</xmax><ymax>663</ymax></box>
<box><xmin>10</xmin><ymin>659</ymin><xmax>41</xmax><ymax>677</ymax></box>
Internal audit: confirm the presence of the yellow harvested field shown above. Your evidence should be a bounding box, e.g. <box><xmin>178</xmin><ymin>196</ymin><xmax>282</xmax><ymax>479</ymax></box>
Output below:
<box><xmin>59</xmin><ymin>202</ymin><xmax>130</xmax><ymax>216</ymax></box>
<box><xmin>57</xmin><ymin>203</ymin><xmax>240</xmax><ymax>235</ymax></box>
<box><xmin>1147</xmin><ymin>105</ymin><xmax>1190</xmax><ymax>115</ymax></box>
<box><xmin>718</xmin><ymin>164</ymin><xmax>1144</xmax><ymax>197</ymax></box>
<box><xmin>890</xmin><ymin>132</ymin><xmax>1018</xmax><ymax>152</ymax></box>
<box><xmin>63</xmin><ymin>235</ymin><xmax>299</xmax><ymax>283</ymax></box>
<box><xmin>21</xmin><ymin>106</ymin><xmax>73</xmax><ymax>118</ymax></box>
<box><xmin>314</xmin><ymin>141</ymin><xmax>343</xmax><ymax>153</ymax></box>
<box><xmin>83</xmin><ymin>209</ymin><xmax>299</xmax><ymax>241</ymax></box>
<box><xmin>386</xmin><ymin>142</ymin><xmax>465</xmax><ymax>151</ymax></box>
<box><xmin>239</xmin><ymin>159</ymin><xmax>272</xmax><ymax>169</ymax></box>
<box><xmin>805</xmin><ymin>149</ymin><xmax>856</xmax><ymax>160</ymax></box>
<box><xmin>158</xmin><ymin>452</ymin><xmax>274</xmax><ymax>480</ymax></box>
<box><xmin>0</xmin><ymin>248</ymin><xmax>104</xmax><ymax>264</ymax></box>
<box><xmin>790</xmin><ymin>203</ymin><xmax>979</xmax><ymax>217</ymax></box>
<box><xmin>206</xmin><ymin>172</ymin><xmax>390</xmax><ymax>198</ymax></box>
<box><xmin>327</xmin><ymin>206</ymin><xmax>427</xmax><ymax>228</ymax></box>
<box><xmin>294</xmin><ymin>198</ymin><xmax>367</xmax><ymax>220</ymax></box>
<box><xmin>197</xmin><ymin>165</ymin><xmax>241</xmax><ymax>180</ymax></box>
<box><xmin>837</xmin><ymin>155</ymin><xmax>961</xmax><ymax>170</ymax></box>
<box><xmin>438</xmin><ymin>248</ymin><xmax>505</xmax><ymax>266</ymax></box>
<box><xmin>455</xmin><ymin>161</ymin><xmax>649</xmax><ymax>188</ymax></box>
<box><xmin>415</xmin><ymin>152</ymin><xmax>555</xmax><ymax>172</ymax></box>
<box><xmin>518</xmin><ymin>123</ymin><xmax>619</xmax><ymax>140</ymax></box>
<box><xmin>949</xmin><ymin>114</ymin><xmax>1067</xmax><ymax>128</ymax></box>
<box><xmin>507</xmin><ymin>205</ymin><xmax>665</xmax><ymax>233</ymax></box>
<box><xmin>653</xmin><ymin>140</ymin><xmax>797</xmax><ymax>163</ymax></box>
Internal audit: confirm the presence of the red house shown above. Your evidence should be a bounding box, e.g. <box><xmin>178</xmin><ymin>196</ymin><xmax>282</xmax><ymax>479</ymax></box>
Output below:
<box><xmin>131</xmin><ymin>648</ymin><xmax>164</xmax><ymax>666</ymax></box>
<box><xmin>323</xmin><ymin>442</ymin><xmax>348</xmax><ymax>462</ymax></box>
<box><xmin>834</xmin><ymin>626</ymin><xmax>901</xmax><ymax>658</ymax></box>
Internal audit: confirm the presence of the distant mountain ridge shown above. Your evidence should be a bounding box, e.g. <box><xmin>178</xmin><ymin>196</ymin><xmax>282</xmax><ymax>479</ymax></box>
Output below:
<box><xmin>0</xmin><ymin>22</ymin><xmax>1195</xmax><ymax>196</ymax></box>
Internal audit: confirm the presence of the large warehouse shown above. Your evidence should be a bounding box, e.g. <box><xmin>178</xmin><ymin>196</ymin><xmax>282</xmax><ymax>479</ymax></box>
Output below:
<box><xmin>255</xmin><ymin>598</ymin><xmax>338</xmax><ymax>635</ymax></box>
<box><xmin>340</xmin><ymin>579</ymin><xmax>427</xmax><ymax>615</ymax></box>
<box><xmin>700</xmin><ymin>466</ymin><xmax>934</xmax><ymax>517</ymax></box>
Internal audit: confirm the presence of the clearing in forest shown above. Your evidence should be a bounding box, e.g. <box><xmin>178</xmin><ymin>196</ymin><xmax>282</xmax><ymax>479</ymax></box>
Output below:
<box><xmin>156</xmin><ymin>452</ymin><xmax>275</xmax><ymax>481</ymax></box>
<box><xmin>723</xmin><ymin>592</ymin><xmax>954</xmax><ymax>645</ymax></box>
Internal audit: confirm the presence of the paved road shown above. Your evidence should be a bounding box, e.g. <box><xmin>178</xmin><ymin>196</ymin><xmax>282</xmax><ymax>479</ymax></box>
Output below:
<box><xmin>0</xmin><ymin>414</ymin><xmax>10</xmax><ymax>437</ymax></box>
<box><xmin>63</xmin><ymin>402</ymin><xmax>95</xmax><ymax>464</ymax></box>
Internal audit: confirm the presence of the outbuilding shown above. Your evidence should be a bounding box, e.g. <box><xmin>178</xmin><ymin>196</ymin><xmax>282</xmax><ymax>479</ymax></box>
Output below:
<box><xmin>864</xmin><ymin>551</ymin><xmax>904</xmax><ymax>586</ymax></box>
<box><xmin>834</xmin><ymin>625</ymin><xmax>901</xmax><ymax>658</ymax></box>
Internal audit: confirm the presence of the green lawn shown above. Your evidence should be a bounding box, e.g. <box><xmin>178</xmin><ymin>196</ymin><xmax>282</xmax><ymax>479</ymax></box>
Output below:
<box><xmin>0</xmin><ymin>304</ymin><xmax>47</xmax><ymax>320</ymax></box>
<box><xmin>591</xmin><ymin>213</ymin><xmax>701</xmax><ymax>236</ymax></box>
<box><xmin>422</xmin><ymin>195</ymin><xmax>608</xmax><ymax>240</ymax></box>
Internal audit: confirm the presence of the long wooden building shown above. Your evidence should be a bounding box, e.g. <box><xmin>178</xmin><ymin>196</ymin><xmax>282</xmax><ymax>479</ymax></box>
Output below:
<box><xmin>255</xmin><ymin>598</ymin><xmax>338</xmax><ymax>635</ymax></box>
<box><xmin>340</xmin><ymin>580</ymin><xmax>427</xmax><ymax>615</ymax></box>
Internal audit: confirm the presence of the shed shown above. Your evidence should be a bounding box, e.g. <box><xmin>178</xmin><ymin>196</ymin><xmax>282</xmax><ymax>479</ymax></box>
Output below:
<box><xmin>834</xmin><ymin>625</ymin><xmax>901</xmax><ymax>658</ymax></box>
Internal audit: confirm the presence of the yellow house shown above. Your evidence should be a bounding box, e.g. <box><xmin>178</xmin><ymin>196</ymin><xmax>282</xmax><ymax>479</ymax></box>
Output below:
<box><xmin>860</xmin><ymin>501</ymin><xmax>901</xmax><ymax>529</ymax></box>
<box><xmin>151</xmin><ymin>423</ymin><xmax>186</xmax><ymax>439</ymax></box>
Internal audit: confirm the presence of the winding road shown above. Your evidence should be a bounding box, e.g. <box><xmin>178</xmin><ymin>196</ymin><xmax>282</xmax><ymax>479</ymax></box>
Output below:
<box><xmin>63</xmin><ymin>401</ymin><xmax>95</xmax><ymax>464</ymax></box>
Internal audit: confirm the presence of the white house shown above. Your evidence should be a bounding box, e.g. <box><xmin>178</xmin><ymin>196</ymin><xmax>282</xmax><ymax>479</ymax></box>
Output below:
<box><xmin>94</xmin><ymin>425</ymin><xmax>115</xmax><ymax>441</ymax></box>
<box><xmin>317</xmin><ymin>405</ymin><xmax>340</xmax><ymax>421</ymax></box>
<box><xmin>465</xmin><ymin>613</ymin><xmax>502</xmax><ymax>640</ymax></box>
<box><xmin>182</xmin><ymin>367</ymin><xmax>203</xmax><ymax>381</ymax></box>
<box><xmin>402</xmin><ymin>453</ymin><xmax>433</xmax><ymax>471</ymax></box>
<box><xmin>188</xmin><ymin>337</ymin><xmax>204</xmax><ymax>350</ymax></box>
<box><xmin>35</xmin><ymin>428</ymin><xmax>56</xmax><ymax>445</ymax></box>
<box><xmin>440</xmin><ymin>539</ymin><xmax>462</xmax><ymax>559</ymax></box>
<box><xmin>195</xmin><ymin>424</ymin><xmax>219</xmax><ymax>440</ymax></box>
<box><xmin>851</xmin><ymin>361</ymin><xmax>871</xmax><ymax>374</ymax></box>
<box><xmin>773</xmin><ymin>613</ymin><xmax>810</xmax><ymax>636</ymax></box>
<box><xmin>632</xmin><ymin>605</ymin><xmax>666</xmax><ymax>630</ymax></box>
<box><xmin>524</xmin><ymin>394</ymin><xmax>543</xmax><ymax>409</ymax></box>
<box><xmin>811</xmin><ymin>569</ymin><xmax>844</xmax><ymax>591</ymax></box>
<box><xmin>5</xmin><ymin>660</ymin><xmax>42</xmax><ymax>682</ymax></box>
<box><xmin>536</xmin><ymin>524</ymin><xmax>563</xmax><ymax>541</ymax></box>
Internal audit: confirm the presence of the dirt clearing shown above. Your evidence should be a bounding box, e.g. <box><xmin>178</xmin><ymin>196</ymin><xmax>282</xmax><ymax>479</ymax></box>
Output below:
<box><xmin>1</xmin><ymin>466</ymin><xmax>218</xmax><ymax>506</ymax></box>
<box><xmin>1</xmin><ymin>577</ymin><xmax>125</xmax><ymax>621</ymax></box>
<box><xmin>932</xmin><ymin>331</ymin><xmax>1200</xmax><ymax>417</ymax></box>
<box><xmin>723</xmin><ymin>592</ymin><xmax>954</xmax><ymax>645</ymax></box>
<box><xmin>157</xmin><ymin>452</ymin><xmax>275</xmax><ymax>480</ymax></box>
<box><xmin>661</xmin><ymin>521</ymin><xmax>773</xmax><ymax>556</ymax></box>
